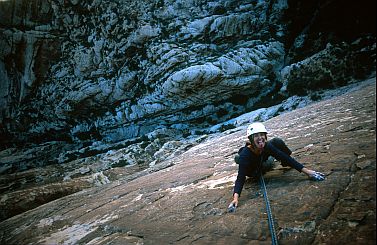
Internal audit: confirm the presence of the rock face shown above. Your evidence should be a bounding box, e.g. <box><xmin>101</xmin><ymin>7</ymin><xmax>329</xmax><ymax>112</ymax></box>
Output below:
<box><xmin>0</xmin><ymin>0</ymin><xmax>375</xmax><ymax>147</ymax></box>
<box><xmin>0</xmin><ymin>1</ymin><xmax>375</xmax><ymax>210</ymax></box>
<box><xmin>0</xmin><ymin>0</ymin><xmax>375</xmax><ymax>242</ymax></box>
<box><xmin>0</xmin><ymin>78</ymin><xmax>374</xmax><ymax>244</ymax></box>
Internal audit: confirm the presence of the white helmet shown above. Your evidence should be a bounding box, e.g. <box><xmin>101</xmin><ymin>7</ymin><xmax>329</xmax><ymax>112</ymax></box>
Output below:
<box><xmin>246</xmin><ymin>122</ymin><xmax>268</xmax><ymax>137</ymax></box>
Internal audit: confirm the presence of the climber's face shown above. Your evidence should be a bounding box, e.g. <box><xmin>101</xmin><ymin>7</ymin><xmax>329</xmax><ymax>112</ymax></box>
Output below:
<box><xmin>253</xmin><ymin>133</ymin><xmax>266</xmax><ymax>149</ymax></box>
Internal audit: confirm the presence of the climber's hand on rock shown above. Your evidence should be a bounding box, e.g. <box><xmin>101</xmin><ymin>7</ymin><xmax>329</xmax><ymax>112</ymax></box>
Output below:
<box><xmin>309</xmin><ymin>171</ymin><xmax>325</xmax><ymax>181</ymax></box>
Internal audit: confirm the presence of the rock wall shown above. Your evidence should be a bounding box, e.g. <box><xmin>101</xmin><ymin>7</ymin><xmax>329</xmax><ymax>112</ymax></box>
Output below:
<box><xmin>0</xmin><ymin>75</ymin><xmax>375</xmax><ymax>245</ymax></box>
<box><xmin>0</xmin><ymin>0</ymin><xmax>375</xmax><ymax>147</ymax></box>
<box><xmin>0</xmin><ymin>0</ymin><xmax>375</xmax><ymax>233</ymax></box>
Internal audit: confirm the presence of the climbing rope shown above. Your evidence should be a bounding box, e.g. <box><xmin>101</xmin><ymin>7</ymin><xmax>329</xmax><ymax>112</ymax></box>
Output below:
<box><xmin>259</xmin><ymin>173</ymin><xmax>278</xmax><ymax>245</ymax></box>
<box><xmin>258</xmin><ymin>157</ymin><xmax>278</xmax><ymax>245</ymax></box>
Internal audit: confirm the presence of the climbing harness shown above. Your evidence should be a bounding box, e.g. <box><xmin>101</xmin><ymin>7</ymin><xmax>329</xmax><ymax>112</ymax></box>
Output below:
<box><xmin>258</xmin><ymin>157</ymin><xmax>279</xmax><ymax>245</ymax></box>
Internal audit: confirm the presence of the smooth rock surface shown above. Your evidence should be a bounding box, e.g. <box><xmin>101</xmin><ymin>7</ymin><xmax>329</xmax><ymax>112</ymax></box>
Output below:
<box><xmin>0</xmin><ymin>79</ymin><xmax>374</xmax><ymax>245</ymax></box>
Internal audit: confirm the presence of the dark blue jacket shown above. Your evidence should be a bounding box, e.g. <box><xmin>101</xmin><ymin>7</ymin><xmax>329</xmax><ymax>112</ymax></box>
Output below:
<box><xmin>234</xmin><ymin>141</ymin><xmax>304</xmax><ymax>196</ymax></box>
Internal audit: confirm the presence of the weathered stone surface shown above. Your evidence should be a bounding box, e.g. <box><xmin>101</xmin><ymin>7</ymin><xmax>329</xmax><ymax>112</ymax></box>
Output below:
<box><xmin>0</xmin><ymin>78</ymin><xmax>374</xmax><ymax>244</ymax></box>
<box><xmin>0</xmin><ymin>0</ymin><xmax>375</xmax><ymax>148</ymax></box>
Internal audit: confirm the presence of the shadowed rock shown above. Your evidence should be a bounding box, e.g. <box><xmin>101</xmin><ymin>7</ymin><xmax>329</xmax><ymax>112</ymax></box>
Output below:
<box><xmin>0</xmin><ymin>79</ymin><xmax>375</xmax><ymax>244</ymax></box>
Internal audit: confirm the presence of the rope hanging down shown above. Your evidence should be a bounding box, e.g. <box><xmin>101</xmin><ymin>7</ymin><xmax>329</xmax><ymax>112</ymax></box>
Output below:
<box><xmin>259</xmin><ymin>173</ymin><xmax>278</xmax><ymax>245</ymax></box>
<box><xmin>258</xmin><ymin>157</ymin><xmax>278</xmax><ymax>245</ymax></box>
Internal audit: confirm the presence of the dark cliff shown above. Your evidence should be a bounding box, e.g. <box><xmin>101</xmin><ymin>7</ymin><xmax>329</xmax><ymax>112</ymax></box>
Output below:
<box><xmin>0</xmin><ymin>77</ymin><xmax>375</xmax><ymax>244</ymax></box>
<box><xmin>0</xmin><ymin>1</ymin><xmax>375</xmax><ymax>243</ymax></box>
<box><xmin>0</xmin><ymin>0</ymin><xmax>375</xmax><ymax>147</ymax></box>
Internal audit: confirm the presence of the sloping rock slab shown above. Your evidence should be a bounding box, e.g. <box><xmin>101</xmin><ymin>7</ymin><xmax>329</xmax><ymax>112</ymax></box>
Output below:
<box><xmin>0</xmin><ymin>78</ymin><xmax>375</xmax><ymax>244</ymax></box>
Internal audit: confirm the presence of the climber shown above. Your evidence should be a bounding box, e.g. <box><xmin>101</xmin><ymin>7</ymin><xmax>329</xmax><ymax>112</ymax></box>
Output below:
<box><xmin>228</xmin><ymin>122</ymin><xmax>325</xmax><ymax>212</ymax></box>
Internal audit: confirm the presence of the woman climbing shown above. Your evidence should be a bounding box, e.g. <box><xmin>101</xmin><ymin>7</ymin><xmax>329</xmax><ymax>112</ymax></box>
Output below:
<box><xmin>228</xmin><ymin>122</ymin><xmax>325</xmax><ymax>211</ymax></box>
